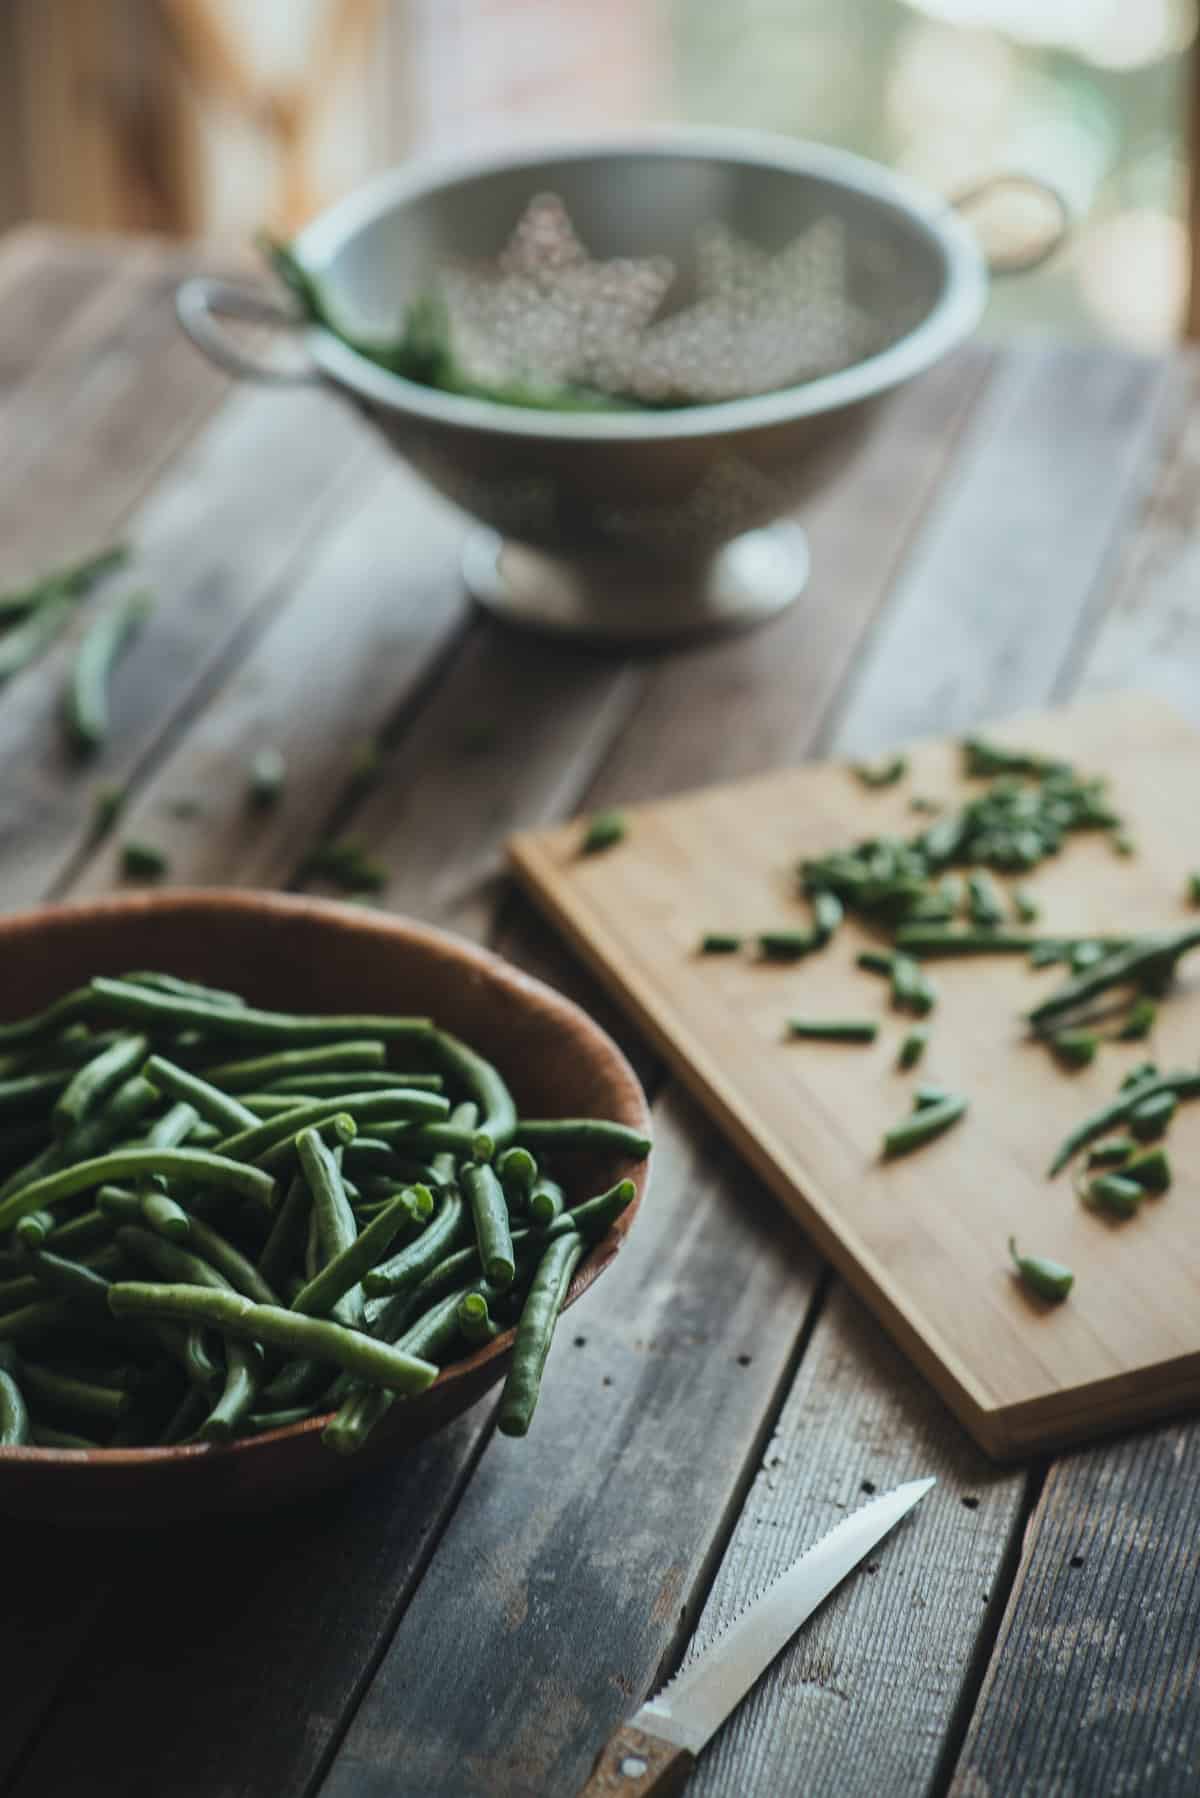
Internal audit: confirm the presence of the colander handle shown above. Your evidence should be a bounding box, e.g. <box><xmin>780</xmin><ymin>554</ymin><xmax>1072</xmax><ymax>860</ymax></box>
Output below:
<box><xmin>951</xmin><ymin>174</ymin><xmax>1070</xmax><ymax>276</ymax></box>
<box><xmin>175</xmin><ymin>277</ymin><xmax>322</xmax><ymax>384</ymax></box>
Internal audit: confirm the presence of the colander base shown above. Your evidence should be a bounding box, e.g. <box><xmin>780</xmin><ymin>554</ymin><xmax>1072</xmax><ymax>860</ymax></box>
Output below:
<box><xmin>461</xmin><ymin>521</ymin><xmax>808</xmax><ymax>645</ymax></box>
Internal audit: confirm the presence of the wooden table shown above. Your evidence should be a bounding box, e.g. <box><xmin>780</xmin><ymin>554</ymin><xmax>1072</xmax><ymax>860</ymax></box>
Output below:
<box><xmin>1</xmin><ymin>228</ymin><xmax>1198</xmax><ymax>1798</ymax></box>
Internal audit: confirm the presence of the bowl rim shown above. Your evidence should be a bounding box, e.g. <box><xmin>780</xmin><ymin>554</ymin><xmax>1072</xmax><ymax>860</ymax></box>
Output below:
<box><xmin>0</xmin><ymin>888</ymin><xmax>651</xmax><ymax>1470</ymax></box>
<box><xmin>294</xmin><ymin>124</ymin><xmax>988</xmax><ymax>444</ymax></box>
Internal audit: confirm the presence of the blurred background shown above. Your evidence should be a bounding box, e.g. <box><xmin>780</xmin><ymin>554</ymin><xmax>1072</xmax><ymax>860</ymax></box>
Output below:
<box><xmin>0</xmin><ymin>0</ymin><xmax>1192</xmax><ymax>346</ymax></box>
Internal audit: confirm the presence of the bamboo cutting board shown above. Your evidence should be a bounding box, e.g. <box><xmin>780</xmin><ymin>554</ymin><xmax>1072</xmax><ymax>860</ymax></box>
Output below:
<box><xmin>511</xmin><ymin>693</ymin><xmax>1200</xmax><ymax>1460</ymax></box>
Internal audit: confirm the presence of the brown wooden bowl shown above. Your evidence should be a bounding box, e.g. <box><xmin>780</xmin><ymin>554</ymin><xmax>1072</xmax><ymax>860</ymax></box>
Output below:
<box><xmin>0</xmin><ymin>890</ymin><xmax>650</xmax><ymax>1523</ymax></box>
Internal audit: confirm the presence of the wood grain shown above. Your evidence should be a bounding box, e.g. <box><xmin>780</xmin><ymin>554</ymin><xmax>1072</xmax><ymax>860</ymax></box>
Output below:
<box><xmin>949</xmin><ymin>1425</ymin><xmax>1200</xmax><ymax>1797</ymax></box>
<box><xmin>687</xmin><ymin>1283</ymin><xmax>1024</xmax><ymax>1798</ymax></box>
<box><xmin>323</xmin><ymin>1087</ymin><xmax>822</xmax><ymax>1798</ymax></box>
<box><xmin>512</xmin><ymin>694</ymin><xmax>1200</xmax><ymax>1457</ymax></box>
<box><xmin>825</xmin><ymin>345</ymin><xmax>1170</xmax><ymax>756</ymax></box>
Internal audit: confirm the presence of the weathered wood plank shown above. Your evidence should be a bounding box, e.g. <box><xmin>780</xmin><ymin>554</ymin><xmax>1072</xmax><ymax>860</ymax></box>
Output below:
<box><xmin>0</xmin><ymin>229</ymin><xmax>123</xmax><ymax>405</ymax></box>
<box><xmin>951</xmin><ymin>349</ymin><xmax>1200</xmax><ymax>1798</ymax></box>
<box><xmin>3</xmin><ymin>1410</ymin><xmax>493</xmax><ymax>1798</ymax></box>
<box><xmin>949</xmin><ymin>1426</ymin><xmax>1200</xmax><ymax>1797</ymax></box>
<box><xmin>689</xmin><ymin>1284</ymin><xmax>1021</xmax><ymax>1798</ymax></box>
<box><xmin>0</xmin><ymin>384</ymin><xmax>372</xmax><ymax>909</ymax></box>
<box><xmin>0</xmin><ymin>250</ymin><xmax>230</xmax><ymax>581</ymax></box>
<box><xmin>323</xmin><ymin>1087</ymin><xmax>822</xmax><ymax>1798</ymax></box>
<box><xmin>825</xmin><ymin>343</ymin><xmax>1171</xmax><ymax>756</ymax></box>
<box><xmin>68</xmin><ymin>464</ymin><xmax>469</xmax><ymax>896</ymax></box>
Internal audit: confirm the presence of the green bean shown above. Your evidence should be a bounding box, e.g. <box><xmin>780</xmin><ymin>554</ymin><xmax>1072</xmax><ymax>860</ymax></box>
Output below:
<box><xmin>120</xmin><ymin>841</ymin><xmax>169</xmax><ymax>881</ymax></box>
<box><xmin>142</xmin><ymin>1054</ymin><xmax>258</xmax><ymax>1135</ymax></box>
<box><xmin>256</xmin><ymin>1174</ymin><xmax>309</xmax><ymax>1290</ymax></box>
<box><xmin>1008</xmin><ymin>1237</ymin><xmax>1073</xmax><ymax>1301</ymax></box>
<box><xmin>0</xmin><ymin>1147</ymin><xmax>274</xmax><ymax>1231</ymax></box>
<box><xmin>25</xmin><ymin>1247</ymin><xmax>117</xmax><ymax>1307</ymax></box>
<box><xmin>1117</xmin><ymin>997</ymin><xmax>1156</xmax><ymax>1041</ymax></box>
<box><xmin>457</xmin><ymin>1291</ymin><xmax>499</xmax><ymax>1347</ymax></box>
<box><xmin>1121</xmin><ymin>1061</ymin><xmax>1159</xmax><ymax>1090</ymax></box>
<box><xmin>891</xmin><ymin>954</ymin><xmax>929</xmax><ymax>1016</ymax></box>
<box><xmin>108</xmin><ymin>1283</ymin><xmax>439</xmax><ymax>1394</ymax></box>
<box><xmin>246</xmin><ymin>1405</ymin><xmax>320</xmax><ymax>1434</ymax></box>
<box><xmin>758</xmin><ymin>930</ymin><xmax>818</xmax><ymax>960</ymax></box>
<box><xmin>581</xmin><ymin>810</ymin><xmax>627</xmax><ymax>853</ymax></box>
<box><xmin>291</xmin><ymin>1191</ymin><xmax>416</xmax><ymax>1317</ymax></box>
<box><xmin>88</xmin><ymin>976</ymin><xmax>431</xmax><ymax>1045</ymax></box>
<box><xmin>140</xmin><ymin>1190</ymin><xmax>191</xmax><ymax>1243</ymax></box>
<box><xmin>321</xmin><ymin>1382</ymin><xmax>393</xmax><ymax>1455</ymax></box>
<box><xmin>1087</xmin><ymin>1137</ymin><xmax>1134</xmax><ymax>1168</ymax></box>
<box><xmin>200</xmin><ymin>1341</ymin><xmax>263</xmax><ymax>1443</ymax></box>
<box><xmin>1028</xmin><ymin>928</ymin><xmax>1200</xmax><ymax>1032</ymax></box>
<box><xmin>66</xmin><ymin>588</ymin><xmax>154</xmax><ymax>754</ymax></box>
<box><xmin>0</xmin><ymin>593</ymin><xmax>76</xmax><ymax>679</ymax></box>
<box><xmin>461</xmin><ymin>1163</ymin><xmax>514</xmax><ymax>1289</ymax></box>
<box><xmin>160</xmin><ymin>1386</ymin><xmax>208</xmax><ymax>1446</ymax></box>
<box><xmin>374</xmin><ymin>1122</ymin><xmax>494</xmax><ymax>1162</ymax></box>
<box><xmin>0</xmin><ymin>1298</ymin><xmax>76</xmax><ymax>1342</ymax></box>
<box><xmin>699</xmin><ymin>933</ymin><xmax>742</xmax><ymax>954</ymax></box>
<box><xmin>527</xmin><ymin>1176</ymin><xmax>564</xmax><ymax>1228</ymax></box>
<box><xmin>15</xmin><ymin>1209</ymin><xmax>56</xmax><ymax>1248</ymax></box>
<box><xmin>44</xmin><ymin>1208</ymin><xmax>112</xmax><ymax>1257</ymax></box>
<box><xmin>811</xmin><ymin>891</ymin><xmax>843</xmax><ymax>944</ymax></box>
<box><xmin>0</xmin><ymin>1345</ymin><xmax>30</xmax><ymax>1444</ymax></box>
<box><xmin>1086</xmin><ymin>1174</ymin><xmax>1144</xmax><ymax>1219</ymax></box>
<box><xmin>301</xmin><ymin>839</ymin><xmax>387</xmax><ymax>894</ymax></box>
<box><xmin>1130</xmin><ymin>1090</ymin><xmax>1177</xmax><ymax>1141</ymax></box>
<box><xmin>853</xmin><ymin>753</ymin><xmax>907</xmax><ymax>788</ymax></box>
<box><xmin>0</xmin><ymin>987</ymin><xmax>97</xmax><ymax>1052</ymax></box>
<box><xmin>97</xmin><ymin>1184</ymin><xmax>144</xmax><ymax>1225</ymax></box>
<box><xmin>53</xmin><ymin>1033</ymin><xmax>149</xmax><ymax>1138</ymax></box>
<box><xmin>496</xmin><ymin>1146</ymin><xmax>537</xmax><ymax>1215</ymax></box>
<box><xmin>896</xmin><ymin>1029</ymin><xmax>928</xmax><ymax>1071</ymax></box>
<box><xmin>425</xmin><ymin>1029</ymin><xmax>517</xmax><ymax>1152</ymax></box>
<box><xmin>202</xmin><ymin>1039</ymin><xmax>388</xmax><ymax>1090</ymax></box>
<box><xmin>239</xmin><ymin>1093</ymin><xmax>319</xmax><ymax>1118</ymax></box>
<box><xmin>967</xmin><ymin>871</ymin><xmax>1006</xmax><ymax>929</ymax></box>
<box><xmin>297</xmin><ymin>1126</ymin><xmax>364</xmax><ymax>1327</ymax></box>
<box><xmin>59</xmin><ymin>1073</ymin><xmax>161</xmax><ymax>1164</ymax></box>
<box><xmin>1046</xmin><ymin>1072</ymin><xmax>1200</xmax><ymax>1176</ymax></box>
<box><xmin>509</xmin><ymin>1120</ymin><xmax>651</xmax><ymax>1157</ymax></box>
<box><xmin>0</xmin><ymin>1273</ymin><xmax>42</xmax><ymax>1314</ymax></box>
<box><xmin>497</xmin><ymin>1234</ymin><xmax>585</xmax><ymax>1438</ymax></box>
<box><xmin>0</xmin><ymin>544</ymin><xmax>129</xmax><ymax>620</ymax></box>
<box><xmin>248</xmin><ymin>747</ymin><xmax>286</xmax><ymax>807</ymax></box>
<box><xmin>18</xmin><ymin>1360</ymin><xmax>128</xmax><ymax>1423</ymax></box>
<box><xmin>787</xmin><ymin>1018</ymin><xmax>878</xmax><ymax>1044</ymax></box>
<box><xmin>168</xmin><ymin>1215</ymin><xmax>280</xmax><ymax>1305</ymax></box>
<box><xmin>857</xmin><ymin>950</ymin><xmax>895</xmax><ymax>976</ymax></box>
<box><xmin>120</xmin><ymin>972</ymin><xmax>244</xmax><ymax>1009</ymax></box>
<box><xmin>32</xmin><ymin>1423</ymin><xmax>101</xmax><ymax>1450</ymax></box>
<box><xmin>218</xmin><ymin>1089</ymin><xmax>446</xmax><ymax>1166</ymax></box>
<box><xmin>1123</xmin><ymin>1148</ymin><xmax>1170</xmax><ymax>1193</ymax></box>
<box><xmin>0</xmin><ymin>1068</ymin><xmax>74</xmax><ymax>1115</ymax></box>
<box><xmin>882</xmin><ymin>1093</ymin><xmax>967</xmax><ymax>1158</ymax></box>
<box><xmin>1012</xmin><ymin>888</ymin><xmax>1040</xmax><ymax>924</ymax></box>
<box><xmin>1049</xmin><ymin>1031</ymin><xmax>1098</xmax><ymax>1071</ymax></box>
<box><xmin>893</xmin><ymin>928</ymin><xmax>1038</xmax><ymax>956</ymax></box>
<box><xmin>268</xmin><ymin>1070</ymin><xmax>441</xmax><ymax>1097</ymax></box>
<box><xmin>363</xmin><ymin>1190</ymin><xmax>466</xmax><ymax>1297</ymax></box>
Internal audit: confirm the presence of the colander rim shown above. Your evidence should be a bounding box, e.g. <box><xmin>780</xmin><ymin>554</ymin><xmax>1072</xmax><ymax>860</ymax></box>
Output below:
<box><xmin>295</xmin><ymin>125</ymin><xmax>987</xmax><ymax>442</ymax></box>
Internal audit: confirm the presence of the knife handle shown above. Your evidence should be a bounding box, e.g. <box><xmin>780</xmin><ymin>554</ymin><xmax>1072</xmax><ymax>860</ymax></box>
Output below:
<box><xmin>576</xmin><ymin>1725</ymin><xmax>695</xmax><ymax>1797</ymax></box>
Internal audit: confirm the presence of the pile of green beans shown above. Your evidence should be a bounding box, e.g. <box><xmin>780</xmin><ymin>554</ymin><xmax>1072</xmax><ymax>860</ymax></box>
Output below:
<box><xmin>0</xmin><ymin>972</ymin><xmax>649</xmax><ymax>1453</ymax></box>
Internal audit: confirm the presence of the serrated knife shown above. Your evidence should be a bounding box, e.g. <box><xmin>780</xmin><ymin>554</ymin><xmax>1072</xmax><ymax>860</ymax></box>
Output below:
<box><xmin>577</xmin><ymin>1475</ymin><xmax>936</xmax><ymax>1796</ymax></box>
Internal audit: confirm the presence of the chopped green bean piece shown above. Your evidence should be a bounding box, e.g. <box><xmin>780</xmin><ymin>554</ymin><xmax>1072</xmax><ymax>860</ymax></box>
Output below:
<box><xmin>786</xmin><ymin>1018</ymin><xmax>878</xmax><ymax>1044</ymax></box>
<box><xmin>1087</xmin><ymin>1137</ymin><xmax>1134</xmax><ymax>1168</ymax></box>
<box><xmin>882</xmin><ymin>1093</ymin><xmax>966</xmax><ymax>1157</ymax></box>
<box><xmin>581</xmin><ymin>810</ymin><xmax>627</xmax><ymax>854</ymax></box>
<box><xmin>913</xmin><ymin>1084</ymin><xmax>952</xmax><ymax>1109</ymax></box>
<box><xmin>67</xmin><ymin>589</ymin><xmax>153</xmax><ymax>755</ymax></box>
<box><xmin>810</xmin><ymin>890</ymin><xmax>843</xmax><ymax>944</ymax></box>
<box><xmin>1123</xmin><ymin>1148</ymin><xmax>1170</xmax><ymax>1193</ymax></box>
<box><xmin>1008</xmin><ymin>1237</ymin><xmax>1072</xmax><ymax>1301</ymax></box>
<box><xmin>301</xmin><ymin>839</ymin><xmax>387</xmax><ymax>894</ymax></box>
<box><xmin>894</xmin><ymin>928</ymin><xmax>1037</xmax><ymax>957</ymax></box>
<box><xmin>758</xmin><ymin>930</ymin><xmax>817</xmax><ymax>960</ymax></box>
<box><xmin>1130</xmin><ymin>1090</ymin><xmax>1177</xmax><ymax>1141</ymax></box>
<box><xmin>857</xmin><ymin>950</ymin><xmax>894</xmax><ymax>976</ymax></box>
<box><xmin>91</xmin><ymin>783</ymin><xmax>125</xmax><ymax>840</ymax></box>
<box><xmin>1013</xmin><ymin>889</ymin><xmax>1039</xmax><ymax>924</ymax></box>
<box><xmin>699</xmin><ymin>933</ymin><xmax>742</xmax><ymax>955</ymax></box>
<box><xmin>852</xmin><ymin>754</ymin><xmax>907</xmax><ymax>789</ymax></box>
<box><xmin>1050</xmin><ymin>1030</ymin><xmax>1098</xmax><ymax>1071</ymax></box>
<box><xmin>1086</xmin><ymin>1173</ymin><xmax>1143</xmax><ymax>1218</ymax></box>
<box><xmin>121</xmin><ymin>840</ymin><xmax>168</xmax><ymax>881</ymax></box>
<box><xmin>896</xmin><ymin>1029</ymin><xmax>928</xmax><ymax>1070</ymax></box>
<box><xmin>1117</xmin><ymin>997</ymin><xmax>1156</xmax><ymax>1041</ymax></box>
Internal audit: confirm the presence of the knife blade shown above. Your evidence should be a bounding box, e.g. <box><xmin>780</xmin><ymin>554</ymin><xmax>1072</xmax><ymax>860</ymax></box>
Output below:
<box><xmin>577</xmin><ymin>1475</ymin><xmax>935</xmax><ymax>1797</ymax></box>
